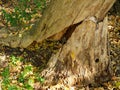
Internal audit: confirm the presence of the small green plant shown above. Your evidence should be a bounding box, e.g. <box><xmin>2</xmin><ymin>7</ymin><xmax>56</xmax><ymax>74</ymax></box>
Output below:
<box><xmin>23</xmin><ymin>65</ymin><xmax>33</xmax><ymax>77</ymax></box>
<box><xmin>36</xmin><ymin>73</ymin><xmax>45</xmax><ymax>83</ymax></box>
<box><xmin>18</xmin><ymin>73</ymin><xmax>25</xmax><ymax>83</ymax></box>
<box><xmin>18</xmin><ymin>65</ymin><xmax>33</xmax><ymax>82</ymax></box>
<box><xmin>24</xmin><ymin>84</ymin><xmax>33</xmax><ymax>90</ymax></box>
<box><xmin>8</xmin><ymin>85</ymin><xmax>18</xmax><ymax>90</ymax></box>
<box><xmin>1</xmin><ymin>66</ymin><xmax>10</xmax><ymax>89</ymax></box>
<box><xmin>33</xmin><ymin>0</ymin><xmax>47</xmax><ymax>11</ymax></box>
<box><xmin>10</xmin><ymin>55</ymin><xmax>23</xmax><ymax>65</ymax></box>
<box><xmin>1</xmin><ymin>55</ymin><xmax>45</xmax><ymax>90</ymax></box>
<box><xmin>24</xmin><ymin>77</ymin><xmax>34</xmax><ymax>90</ymax></box>
<box><xmin>1</xmin><ymin>66</ymin><xmax>10</xmax><ymax>84</ymax></box>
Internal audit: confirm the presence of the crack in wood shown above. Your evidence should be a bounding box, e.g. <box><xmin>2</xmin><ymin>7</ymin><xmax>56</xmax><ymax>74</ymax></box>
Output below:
<box><xmin>60</xmin><ymin>21</ymin><xmax>83</xmax><ymax>44</ymax></box>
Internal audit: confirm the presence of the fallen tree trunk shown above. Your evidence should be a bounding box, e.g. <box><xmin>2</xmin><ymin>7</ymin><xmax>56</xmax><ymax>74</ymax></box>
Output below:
<box><xmin>0</xmin><ymin>0</ymin><xmax>115</xmax><ymax>48</ymax></box>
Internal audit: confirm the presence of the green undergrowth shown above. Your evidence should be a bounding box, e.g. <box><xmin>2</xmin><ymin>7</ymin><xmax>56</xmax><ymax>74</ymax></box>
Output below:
<box><xmin>1</xmin><ymin>55</ymin><xmax>45</xmax><ymax>90</ymax></box>
<box><xmin>2</xmin><ymin>0</ymin><xmax>47</xmax><ymax>30</ymax></box>
<box><xmin>0</xmin><ymin>39</ymin><xmax>61</xmax><ymax>90</ymax></box>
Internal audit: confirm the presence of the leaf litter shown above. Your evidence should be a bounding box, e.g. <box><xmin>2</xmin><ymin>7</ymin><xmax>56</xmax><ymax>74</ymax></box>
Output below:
<box><xmin>0</xmin><ymin>0</ymin><xmax>120</xmax><ymax>90</ymax></box>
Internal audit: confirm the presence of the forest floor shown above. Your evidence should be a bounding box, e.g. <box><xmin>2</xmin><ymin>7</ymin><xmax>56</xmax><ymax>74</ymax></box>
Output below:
<box><xmin>0</xmin><ymin>1</ymin><xmax>120</xmax><ymax>90</ymax></box>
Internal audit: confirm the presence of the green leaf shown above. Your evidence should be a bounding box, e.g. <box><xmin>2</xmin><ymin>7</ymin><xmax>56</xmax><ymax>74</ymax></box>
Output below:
<box><xmin>18</xmin><ymin>73</ymin><xmax>25</xmax><ymax>83</ymax></box>
<box><xmin>2</xmin><ymin>66</ymin><xmax>9</xmax><ymax>78</ymax></box>
<box><xmin>2</xmin><ymin>67</ymin><xmax>10</xmax><ymax>85</ymax></box>
<box><xmin>28</xmin><ymin>78</ymin><xmax>34</xmax><ymax>87</ymax></box>
<box><xmin>8</xmin><ymin>85</ymin><xmax>18</xmax><ymax>90</ymax></box>
<box><xmin>37</xmin><ymin>76</ymin><xmax>45</xmax><ymax>83</ymax></box>
<box><xmin>24</xmin><ymin>84</ymin><xmax>33</xmax><ymax>90</ymax></box>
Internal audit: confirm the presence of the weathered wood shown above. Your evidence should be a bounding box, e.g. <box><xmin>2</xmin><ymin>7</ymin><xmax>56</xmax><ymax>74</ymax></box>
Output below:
<box><xmin>40</xmin><ymin>16</ymin><xmax>110</xmax><ymax>89</ymax></box>
<box><xmin>35</xmin><ymin>0</ymin><xmax>115</xmax><ymax>42</ymax></box>
<box><xmin>0</xmin><ymin>0</ymin><xmax>115</xmax><ymax>48</ymax></box>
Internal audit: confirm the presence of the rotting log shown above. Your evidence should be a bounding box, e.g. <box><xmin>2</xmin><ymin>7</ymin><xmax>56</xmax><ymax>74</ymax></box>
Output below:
<box><xmin>0</xmin><ymin>0</ymin><xmax>116</xmax><ymax>48</ymax></box>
